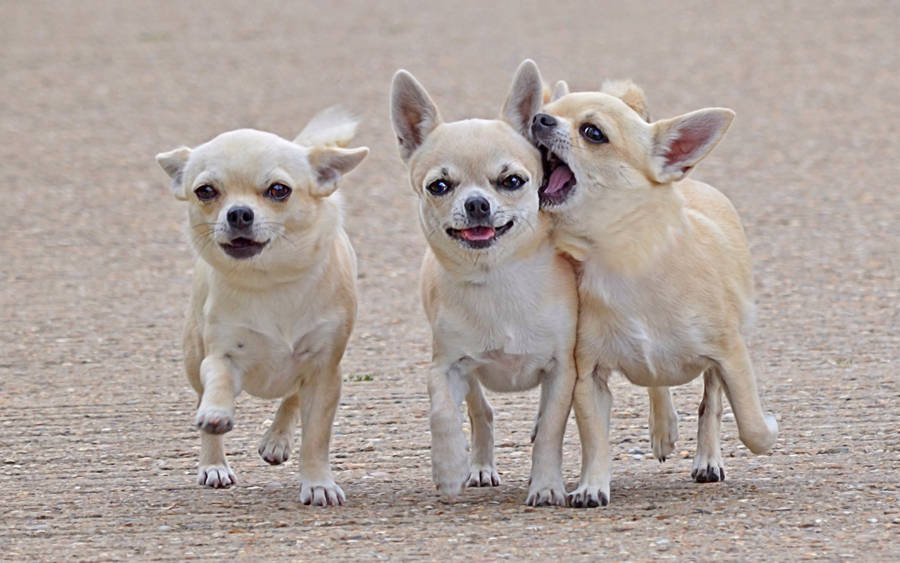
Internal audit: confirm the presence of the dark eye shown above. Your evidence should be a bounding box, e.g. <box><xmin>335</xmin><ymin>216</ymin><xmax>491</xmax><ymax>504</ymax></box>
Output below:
<box><xmin>499</xmin><ymin>174</ymin><xmax>526</xmax><ymax>190</ymax></box>
<box><xmin>426</xmin><ymin>179</ymin><xmax>452</xmax><ymax>196</ymax></box>
<box><xmin>194</xmin><ymin>184</ymin><xmax>218</xmax><ymax>201</ymax></box>
<box><xmin>265</xmin><ymin>183</ymin><xmax>292</xmax><ymax>201</ymax></box>
<box><xmin>579</xmin><ymin>123</ymin><xmax>608</xmax><ymax>144</ymax></box>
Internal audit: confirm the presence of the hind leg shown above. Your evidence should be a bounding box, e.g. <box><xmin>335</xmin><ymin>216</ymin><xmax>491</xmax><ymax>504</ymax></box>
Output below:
<box><xmin>692</xmin><ymin>369</ymin><xmax>725</xmax><ymax>482</ymax></box>
<box><xmin>648</xmin><ymin>386</ymin><xmax>678</xmax><ymax>462</ymax></box>
<box><xmin>714</xmin><ymin>339</ymin><xmax>778</xmax><ymax>454</ymax></box>
<box><xmin>259</xmin><ymin>393</ymin><xmax>301</xmax><ymax>465</ymax></box>
<box><xmin>465</xmin><ymin>380</ymin><xmax>499</xmax><ymax>487</ymax></box>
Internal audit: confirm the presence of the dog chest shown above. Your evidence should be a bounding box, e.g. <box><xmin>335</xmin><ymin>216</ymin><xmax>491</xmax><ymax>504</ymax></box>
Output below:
<box><xmin>579</xmin><ymin>264</ymin><xmax>710</xmax><ymax>387</ymax></box>
<box><xmin>201</xmin><ymin>286</ymin><xmax>346</xmax><ymax>399</ymax></box>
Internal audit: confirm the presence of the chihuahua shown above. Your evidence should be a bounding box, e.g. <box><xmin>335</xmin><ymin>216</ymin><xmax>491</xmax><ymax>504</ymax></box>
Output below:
<box><xmin>531</xmin><ymin>80</ymin><xmax>778</xmax><ymax>507</ymax></box>
<box><xmin>390</xmin><ymin>60</ymin><xmax>578</xmax><ymax>505</ymax></box>
<box><xmin>155</xmin><ymin>107</ymin><xmax>368</xmax><ymax>506</ymax></box>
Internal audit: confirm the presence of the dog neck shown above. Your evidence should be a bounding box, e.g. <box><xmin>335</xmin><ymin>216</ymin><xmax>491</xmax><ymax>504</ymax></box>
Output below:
<box><xmin>555</xmin><ymin>183</ymin><xmax>687</xmax><ymax>277</ymax></box>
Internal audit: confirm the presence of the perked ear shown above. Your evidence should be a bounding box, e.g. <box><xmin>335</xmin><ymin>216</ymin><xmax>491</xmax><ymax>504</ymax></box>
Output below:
<box><xmin>155</xmin><ymin>147</ymin><xmax>192</xmax><ymax>200</ymax></box>
<box><xmin>500</xmin><ymin>59</ymin><xmax>545</xmax><ymax>137</ymax></box>
<box><xmin>307</xmin><ymin>146</ymin><xmax>369</xmax><ymax>197</ymax></box>
<box><xmin>390</xmin><ymin>70</ymin><xmax>442</xmax><ymax>162</ymax></box>
<box><xmin>551</xmin><ymin>80</ymin><xmax>569</xmax><ymax>102</ymax></box>
<box><xmin>649</xmin><ymin>108</ymin><xmax>735</xmax><ymax>184</ymax></box>
<box><xmin>602</xmin><ymin>79</ymin><xmax>650</xmax><ymax>121</ymax></box>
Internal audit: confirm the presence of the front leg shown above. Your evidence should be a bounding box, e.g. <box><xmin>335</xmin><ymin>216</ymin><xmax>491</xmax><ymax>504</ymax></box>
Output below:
<box><xmin>526</xmin><ymin>358</ymin><xmax>576</xmax><ymax>507</ymax></box>
<box><xmin>428</xmin><ymin>363</ymin><xmax>470</xmax><ymax>502</ymax></box>
<box><xmin>195</xmin><ymin>355</ymin><xmax>239</xmax><ymax>488</ymax></box>
<box><xmin>568</xmin><ymin>360</ymin><xmax>613</xmax><ymax>508</ymax></box>
<box><xmin>466</xmin><ymin>380</ymin><xmax>499</xmax><ymax>487</ymax></box>
<box><xmin>195</xmin><ymin>355</ymin><xmax>239</xmax><ymax>434</ymax></box>
<box><xmin>297</xmin><ymin>364</ymin><xmax>344</xmax><ymax>506</ymax></box>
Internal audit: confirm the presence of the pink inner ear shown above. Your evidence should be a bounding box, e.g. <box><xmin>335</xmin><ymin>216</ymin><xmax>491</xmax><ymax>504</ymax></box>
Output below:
<box><xmin>664</xmin><ymin>124</ymin><xmax>710</xmax><ymax>167</ymax></box>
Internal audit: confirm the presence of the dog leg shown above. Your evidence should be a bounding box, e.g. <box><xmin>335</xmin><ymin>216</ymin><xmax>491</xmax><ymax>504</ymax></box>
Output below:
<box><xmin>526</xmin><ymin>359</ymin><xmax>575</xmax><ymax>507</ymax></box>
<box><xmin>692</xmin><ymin>369</ymin><xmax>725</xmax><ymax>482</ymax></box>
<box><xmin>297</xmin><ymin>367</ymin><xmax>344</xmax><ymax>506</ymax></box>
<box><xmin>195</xmin><ymin>356</ymin><xmax>238</xmax><ymax>434</ymax></box>
<box><xmin>530</xmin><ymin>382</ymin><xmax>550</xmax><ymax>444</ymax></box>
<box><xmin>648</xmin><ymin>386</ymin><xmax>678</xmax><ymax>462</ymax></box>
<box><xmin>465</xmin><ymin>380</ymin><xmax>499</xmax><ymax>487</ymax></box>
<box><xmin>714</xmin><ymin>339</ymin><xmax>778</xmax><ymax>454</ymax></box>
<box><xmin>567</xmin><ymin>362</ymin><xmax>613</xmax><ymax>508</ymax></box>
<box><xmin>259</xmin><ymin>393</ymin><xmax>301</xmax><ymax>465</ymax></box>
<box><xmin>197</xmin><ymin>431</ymin><xmax>236</xmax><ymax>488</ymax></box>
<box><xmin>428</xmin><ymin>363</ymin><xmax>470</xmax><ymax>502</ymax></box>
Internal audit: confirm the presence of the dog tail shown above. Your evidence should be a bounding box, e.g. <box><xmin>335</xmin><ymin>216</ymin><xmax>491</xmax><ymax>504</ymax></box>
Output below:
<box><xmin>294</xmin><ymin>106</ymin><xmax>361</xmax><ymax>148</ymax></box>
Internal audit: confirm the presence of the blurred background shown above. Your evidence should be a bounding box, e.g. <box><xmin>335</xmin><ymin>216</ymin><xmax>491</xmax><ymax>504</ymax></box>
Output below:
<box><xmin>1</xmin><ymin>1</ymin><xmax>897</xmax><ymax>559</ymax></box>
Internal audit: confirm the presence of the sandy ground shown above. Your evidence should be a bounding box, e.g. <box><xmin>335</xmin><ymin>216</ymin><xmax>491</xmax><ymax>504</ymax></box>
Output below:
<box><xmin>1</xmin><ymin>0</ymin><xmax>898</xmax><ymax>560</ymax></box>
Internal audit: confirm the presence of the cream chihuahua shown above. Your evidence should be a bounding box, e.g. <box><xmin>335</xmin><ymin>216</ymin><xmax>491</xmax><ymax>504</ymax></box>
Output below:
<box><xmin>532</xmin><ymin>80</ymin><xmax>778</xmax><ymax>507</ymax></box>
<box><xmin>156</xmin><ymin>108</ymin><xmax>368</xmax><ymax>506</ymax></box>
<box><xmin>390</xmin><ymin>60</ymin><xmax>578</xmax><ymax>505</ymax></box>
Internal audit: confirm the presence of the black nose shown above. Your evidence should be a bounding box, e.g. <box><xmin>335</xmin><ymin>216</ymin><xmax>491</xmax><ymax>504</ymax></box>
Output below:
<box><xmin>531</xmin><ymin>113</ymin><xmax>557</xmax><ymax>134</ymax></box>
<box><xmin>464</xmin><ymin>196</ymin><xmax>491</xmax><ymax>221</ymax></box>
<box><xmin>226</xmin><ymin>206</ymin><xmax>254</xmax><ymax>230</ymax></box>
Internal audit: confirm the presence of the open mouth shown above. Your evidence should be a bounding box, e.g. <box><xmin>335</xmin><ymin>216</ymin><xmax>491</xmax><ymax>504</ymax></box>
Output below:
<box><xmin>220</xmin><ymin>237</ymin><xmax>268</xmax><ymax>259</ymax></box>
<box><xmin>446</xmin><ymin>221</ymin><xmax>514</xmax><ymax>249</ymax></box>
<box><xmin>538</xmin><ymin>145</ymin><xmax>576</xmax><ymax>207</ymax></box>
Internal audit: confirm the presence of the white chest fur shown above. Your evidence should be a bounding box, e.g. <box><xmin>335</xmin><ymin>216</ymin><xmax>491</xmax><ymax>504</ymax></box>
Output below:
<box><xmin>578</xmin><ymin>260</ymin><xmax>710</xmax><ymax>387</ymax></box>
<box><xmin>430</xmin><ymin>246</ymin><xmax>571</xmax><ymax>392</ymax></box>
<box><xmin>201</xmin><ymin>274</ymin><xmax>342</xmax><ymax>399</ymax></box>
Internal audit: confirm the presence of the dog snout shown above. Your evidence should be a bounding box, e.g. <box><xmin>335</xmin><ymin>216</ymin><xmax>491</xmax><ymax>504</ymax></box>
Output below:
<box><xmin>226</xmin><ymin>205</ymin><xmax>254</xmax><ymax>230</ymax></box>
<box><xmin>531</xmin><ymin>113</ymin><xmax>557</xmax><ymax>138</ymax></box>
<box><xmin>464</xmin><ymin>196</ymin><xmax>491</xmax><ymax>222</ymax></box>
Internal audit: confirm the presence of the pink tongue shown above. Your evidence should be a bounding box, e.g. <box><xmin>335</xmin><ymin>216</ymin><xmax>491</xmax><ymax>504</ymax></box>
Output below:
<box><xmin>545</xmin><ymin>165</ymin><xmax>574</xmax><ymax>195</ymax></box>
<box><xmin>460</xmin><ymin>226</ymin><xmax>496</xmax><ymax>241</ymax></box>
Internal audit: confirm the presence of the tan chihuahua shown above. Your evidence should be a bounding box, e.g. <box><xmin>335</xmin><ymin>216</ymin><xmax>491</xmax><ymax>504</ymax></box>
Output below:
<box><xmin>531</xmin><ymin>80</ymin><xmax>778</xmax><ymax>507</ymax></box>
<box><xmin>390</xmin><ymin>60</ymin><xmax>578</xmax><ymax>505</ymax></box>
<box><xmin>155</xmin><ymin>108</ymin><xmax>368</xmax><ymax>506</ymax></box>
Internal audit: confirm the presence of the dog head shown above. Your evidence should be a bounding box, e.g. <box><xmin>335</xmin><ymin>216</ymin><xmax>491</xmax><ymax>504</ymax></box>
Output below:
<box><xmin>156</xmin><ymin>107</ymin><xmax>368</xmax><ymax>275</ymax></box>
<box><xmin>390</xmin><ymin>60</ymin><xmax>546</xmax><ymax>268</ymax></box>
<box><xmin>531</xmin><ymin>82</ymin><xmax>733</xmax><ymax>222</ymax></box>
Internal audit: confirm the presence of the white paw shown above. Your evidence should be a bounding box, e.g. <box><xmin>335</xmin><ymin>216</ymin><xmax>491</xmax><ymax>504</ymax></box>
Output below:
<box><xmin>258</xmin><ymin>427</ymin><xmax>293</xmax><ymax>465</ymax></box>
<box><xmin>691</xmin><ymin>452</ymin><xmax>726</xmax><ymax>483</ymax></box>
<box><xmin>650</xmin><ymin>408</ymin><xmax>678</xmax><ymax>462</ymax></box>
<box><xmin>525</xmin><ymin>480</ymin><xmax>567</xmax><ymax>507</ymax></box>
<box><xmin>195</xmin><ymin>407</ymin><xmax>233</xmax><ymax>434</ymax></box>
<box><xmin>651</xmin><ymin>417</ymin><xmax>679</xmax><ymax>462</ymax></box>
<box><xmin>466</xmin><ymin>464</ymin><xmax>500</xmax><ymax>487</ymax></box>
<box><xmin>299</xmin><ymin>478</ymin><xmax>345</xmax><ymax>506</ymax></box>
<box><xmin>198</xmin><ymin>464</ymin><xmax>236</xmax><ymax>488</ymax></box>
<box><xmin>566</xmin><ymin>482</ymin><xmax>610</xmax><ymax>508</ymax></box>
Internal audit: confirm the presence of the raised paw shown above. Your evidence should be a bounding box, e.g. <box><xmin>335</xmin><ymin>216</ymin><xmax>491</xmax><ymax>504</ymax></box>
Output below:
<box><xmin>299</xmin><ymin>479</ymin><xmax>345</xmax><ymax>507</ymax></box>
<box><xmin>650</xmin><ymin>411</ymin><xmax>678</xmax><ymax>462</ymax></box>
<box><xmin>566</xmin><ymin>484</ymin><xmax>610</xmax><ymax>508</ymax></box>
<box><xmin>466</xmin><ymin>465</ymin><xmax>500</xmax><ymax>487</ymax></box>
<box><xmin>526</xmin><ymin>481</ymin><xmax>567</xmax><ymax>507</ymax></box>
<box><xmin>195</xmin><ymin>407</ymin><xmax>233</xmax><ymax>435</ymax></box>
<box><xmin>198</xmin><ymin>464</ymin><xmax>236</xmax><ymax>488</ymax></box>
<box><xmin>258</xmin><ymin>427</ymin><xmax>293</xmax><ymax>465</ymax></box>
<box><xmin>651</xmin><ymin>422</ymin><xmax>678</xmax><ymax>462</ymax></box>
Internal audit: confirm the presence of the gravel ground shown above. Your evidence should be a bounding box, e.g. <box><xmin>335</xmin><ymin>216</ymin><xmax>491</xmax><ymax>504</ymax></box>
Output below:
<box><xmin>1</xmin><ymin>1</ymin><xmax>897</xmax><ymax>560</ymax></box>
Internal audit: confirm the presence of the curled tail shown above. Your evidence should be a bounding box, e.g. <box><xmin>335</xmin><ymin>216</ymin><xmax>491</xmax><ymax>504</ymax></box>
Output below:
<box><xmin>294</xmin><ymin>106</ymin><xmax>361</xmax><ymax>148</ymax></box>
